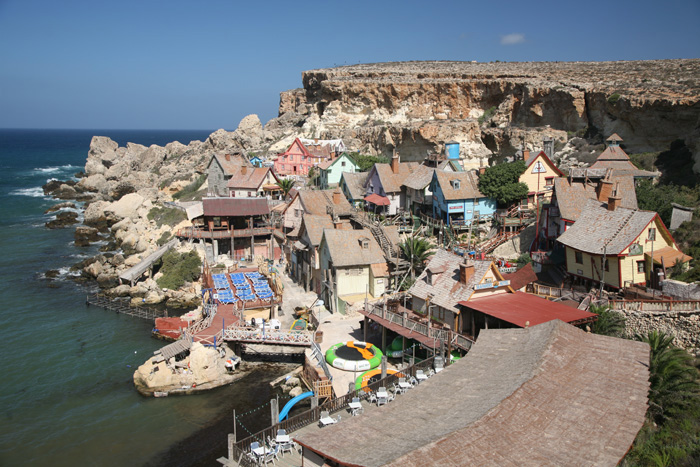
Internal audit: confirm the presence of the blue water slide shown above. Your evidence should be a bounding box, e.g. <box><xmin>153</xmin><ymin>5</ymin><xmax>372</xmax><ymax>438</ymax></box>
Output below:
<box><xmin>278</xmin><ymin>391</ymin><xmax>314</xmax><ymax>421</ymax></box>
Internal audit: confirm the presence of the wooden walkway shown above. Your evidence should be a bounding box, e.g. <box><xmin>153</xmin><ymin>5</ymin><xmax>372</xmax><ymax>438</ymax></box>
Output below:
<box><xmin>118</xmin><ymin>238</ymin><xmax>179</xmax><ymax>285</ymax></box>
<box><xmin>86</xmin><ymin>293</ymin><xmax>166</xmax><ymax>321</ymax></box>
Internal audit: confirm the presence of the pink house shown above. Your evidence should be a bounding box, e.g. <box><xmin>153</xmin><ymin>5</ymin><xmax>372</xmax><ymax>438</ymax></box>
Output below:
<box><xmin>274</xmin><ymin>138</ymin><xmax>343</xmax><ymax>176</ymax></box>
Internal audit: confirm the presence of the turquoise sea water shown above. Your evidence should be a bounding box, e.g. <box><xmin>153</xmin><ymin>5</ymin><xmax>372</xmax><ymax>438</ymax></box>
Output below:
<box><xmin>0</xmin><ymin>130</ymin><xmax>288</xmax><ymax>466</ymax></box>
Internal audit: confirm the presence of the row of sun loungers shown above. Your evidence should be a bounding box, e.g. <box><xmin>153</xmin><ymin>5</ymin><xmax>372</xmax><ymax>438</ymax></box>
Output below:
<box><xmin>211</xmin><ymin>272</ymin><xmax>276</xmax><ymax>303</ymax></box>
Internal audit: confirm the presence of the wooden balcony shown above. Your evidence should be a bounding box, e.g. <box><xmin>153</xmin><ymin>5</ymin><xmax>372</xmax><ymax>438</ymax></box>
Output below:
<box><xmin>176</xmin><ymin>226</ymin><xmax>273</xmax><ymax>239</ymax></box>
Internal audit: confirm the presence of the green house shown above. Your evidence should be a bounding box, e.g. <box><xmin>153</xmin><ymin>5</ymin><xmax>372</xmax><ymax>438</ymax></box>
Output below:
<box><xmin>319</xmin><ymin>153</ymin><xmax>359</xmax><ymax>189</ymax></box>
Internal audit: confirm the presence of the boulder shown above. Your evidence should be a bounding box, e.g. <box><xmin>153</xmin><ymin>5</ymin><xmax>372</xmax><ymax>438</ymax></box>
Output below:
<box><xmin>74</xmin><ymin>226</ymin><xmax>100</xmax><ymax>246</ymax></box>
<box><xmin>289</xmin><ymin>386</ymin><xmax>304</xmax><ymax>398</ymax></box>
<box><xmin>44</xmin><ymin>202</ymin><xmax>77</xmax><ymax>214</ymax></box>
<box><xmin>96</xmin><ymin>273</ymin><xmax>119</xmax><ymax>289</ymax></box>
<box><xmin>106</xmin><ymin>193</ymin><xmax>149</xmax><ymax>220</ymax></box>
<box><xmin>45</xmin><ymin>211</ymin><xmax>79</xmax><ymax>229</ymax></box>
<box><xmin>78</xmin><ymin>174</ymin><xmax>109</xmax><ymax>194</ymax></box>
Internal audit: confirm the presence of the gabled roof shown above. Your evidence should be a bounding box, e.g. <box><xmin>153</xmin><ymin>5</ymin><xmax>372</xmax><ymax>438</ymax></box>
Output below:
<box><xmin>403</xmin><ymin>165</ymin><xmax>435</xmax><ymax>190</ymax></box>
<box><xmin>607</xmin><ymin>133</ymin><xmax>623</xmax><ymax>142</ymax></box>
<box><xmin>557</xmin><ymin>200</ymin><xmax>657</xmax><ymax>255</ymax></box>
<box><xmin>278</xmin><ymin>138</ymin><xmax>313</xmax><ymax>157</ymax></box>
<box><xmin>595</xmin><ymin>144</ymin><xmax>632</xmax><ymax>161</ymax></box>
<box><xmin>208</xmin><ymin>152</ymin><xmax>251</xmax><ymax>175</ymax></box>
<box><xmin>525</xmin><ymin>150</ymin><xmax>564</xmax><ymax>176</ymax></box>
<box><xmin>647</xmin><ymin>246</ymin><xmax>692</xmax><ymax>265</ymax></box>
<box><xmin>298</xmin><ymin>189</ymin><xmax>353</xmax><ymax>216</ymax></box>
<box><xmin>300</xmin><ymin>214</ymin><xmax>335</xmax><ymax>247</ymax></box>
<box><xmin>340</xmin><ymin>172</ymin><xmax>367</xmax><ymax>201</ymax></box>
<box><xmin>553</xmin><ymin>174</ymin><xmax>637</xmax><ymax>222</ymax></box>
<box><xmin>408</xmin><ymin>249</ymin><xmax>497</xmax><ymax>315</ymax></box>
<box><xmin>298</xmin><ymin>138</ymin><xmax>346</xmax><ymax>154</ymax></box>
<box><xmin>226</xmin><ymin>167</ymin><xmax>278</xmax><ymax>190</ymax></box>
<box><xmin>318</xmin><ymin>153</ymin><xmax>357</xmax><ymax>171</ymax></box>
<box><xmin>321</xmin><ymin>228</ymin><xmax>385</xmax><ymax>267</ymax></box>
<box><xmin>501</xmin><ymin>263</ymin><xmax>538</xmax><ymax>290</ymax></box>
<box><xmin>202</xmin><ymin>198</ymin><xmax>269</xmax><ymax>217</ymax></box>
<box><xmin>369</xmin><ymin>161</ymin><xmax>420</xmax><ymax>193</ymax></box>
<box><xmin>433</xmin><ymin>170</ymin><xmax>486</xmax><ymax>201</ymax></box>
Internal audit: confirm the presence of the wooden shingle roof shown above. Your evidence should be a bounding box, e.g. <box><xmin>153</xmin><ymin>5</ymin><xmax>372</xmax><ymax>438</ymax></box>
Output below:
<box><xmin>340</xmin><ymin>172</ymin><xmax>367</xmax><ymax>201</ymax></box>
<box><xmin>557</xmin><ymin>200</ymin><xmax>656</xmax><ymax>255</ymax></box>
<box><xmin>373</xmin><ymin>162</ymin><xmax>420</xmax><ymax>193</ymax></box>
<box><xmin>433</xmin><ymin>170</ymin><xmax>485</xmax><ymax>201</ymax></box>
<box><xmin>553</xmin><ymin>175</ymin><xmax>637</xmax><ymax>222</ymax></box>
<box><xmin>321</xmin><ymin>228</ymin><xmax>385</xmax><ymax>267</ymax></box>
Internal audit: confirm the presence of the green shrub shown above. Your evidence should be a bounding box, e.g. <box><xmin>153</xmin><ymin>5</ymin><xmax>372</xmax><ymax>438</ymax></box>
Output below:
<box><xmin>173</xmin><ymin>173</ymin><xmax>207</xmax><ymax>200</ymax></box>
<box><xmin>156</xmin><ymin>250</ymin><xmax>201</xmax><ymax>290</ymax></box>
<box><xmin>607</xmin><ymin>93</ymin><xmax>621</xmax><ymax>105</ymax></box>
<box><xmin>148</xmin><ymin>206</ymin><xmax>187</xmax><ymax>227</ymax></box>
<box><xmin>348</xmin><ymin>153</ymin><xmax>390</xmax><ymax>172</ymax></box>
<box><xmin>156</xmin><ymin>231</ymin><xmax>172</xmax><ymax>246</ymax></box>
<box><xmin>478</xmin><ymin>106</ymin><xmax>497</xmax><ymax>125</ymax></box>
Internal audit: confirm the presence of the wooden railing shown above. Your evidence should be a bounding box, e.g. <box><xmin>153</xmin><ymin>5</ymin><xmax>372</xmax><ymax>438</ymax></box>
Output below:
<box><xmin>176</xmin><ymin>226</ymin><xmax>273</xmax><ymax>240</ymax></box>
<box><xmin>223</xmin><ymin>326</ymin><xmax>315</xmax><ymax>346</ymax></box>
<box><xmin>366</xmin><ymin>303</ymin><xmax>474</xmax><ymax>351</ymax></box>
<box><xmin>86</xmin><ymin>293</ymin><xmax>167</xmax><ymax>321</ymax></box>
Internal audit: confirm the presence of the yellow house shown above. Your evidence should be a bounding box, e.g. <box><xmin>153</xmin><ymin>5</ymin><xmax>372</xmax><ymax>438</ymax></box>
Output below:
<box><xmin>519</xmin><ymin>150</ymin><xmax>564</xmax><ymax>209</ymax></box>
<box><xmin>557</xmin><ymin>197</ymin><xmax>691</xmax><ymax>290</ymax></box>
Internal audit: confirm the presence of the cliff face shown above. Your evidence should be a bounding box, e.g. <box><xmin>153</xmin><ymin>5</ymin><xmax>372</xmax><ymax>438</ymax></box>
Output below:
<box><xmin>275</xmin><ymin>60</ymin><xmax>700</xmax><ymax>163</ymax></box>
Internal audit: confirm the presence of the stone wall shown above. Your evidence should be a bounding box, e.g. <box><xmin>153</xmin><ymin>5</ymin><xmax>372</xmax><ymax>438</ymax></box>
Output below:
<box><xmin>620</xmin><ymin>309</ymin><xmax>700</xmax><ymax>355</ymax></box>
<box><xmin>661</xmin><ymin>279</ymin><xmax>700</xmax><ymax>300</ymax></box>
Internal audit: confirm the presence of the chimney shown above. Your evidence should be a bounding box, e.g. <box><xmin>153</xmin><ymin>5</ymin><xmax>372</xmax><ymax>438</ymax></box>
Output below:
<box><xmin>478</xmin><ymin>166</ymin><xmax>486</xmax><ymax>176</ymax></box>
<box><xmin>334</xmin><ymin>220</ymin><xmax>344</xmax><ymax>230</ymax></box>
<box><xmin>241</xmin><ymin>165</ymin><xmax>247</xmax><ymax>175</ymax></box>
<box><xmin>459</xmin><ymin>260</ymin><xmax>475</xmax><ymax>285</ymax></box>
<box><xmin>333</xmin><ymin>188</ymin><xmax>342</xmax><ymax>205</ymax></box>
<box><xmin>522</xmin><ymin>148</ymin><xmax>530</xmax><ymax>161</ymax></box>
<box><xmin>224</xmin><ymin>154</ymin><xmax>231</xmax><ymax>161</ymax></box>
<box><xmin>608</xmin><ymin>181</ymin><xmax>621</xmax><ymax>211</ymax></box>
<box><xmin>596</xmin><ymin>178</ymin><xmax>613</xmax><ymax>202</ymax></box>
<box><xmin>391</xmin><ymin>150</ymin><xmax>400</xmax><ymax>174</ymax></box>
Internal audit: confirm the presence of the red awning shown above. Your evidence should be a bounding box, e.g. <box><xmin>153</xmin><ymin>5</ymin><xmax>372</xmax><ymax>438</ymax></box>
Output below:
<box><xmin>364</xmin><ymin>193</ymin><xmax>391</xmax><ymax>206</ymax></box>
<box><xmin>458</xmin><ymin>292</ymin><xmax>597</xmax><ymax>327</ymax></box>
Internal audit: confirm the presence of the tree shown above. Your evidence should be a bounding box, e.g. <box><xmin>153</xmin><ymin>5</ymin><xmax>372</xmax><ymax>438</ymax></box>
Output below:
<box><xmin>637</xmin><ymin>330</ymin><xmax>699</xmax><ymax>423</ymax></box>
<box><xmin>276</xmin><ymin>178</ymin><xmax>295</xmax><ymax>199</ymax></box>
<box><xmin>477</xmin><ymin>160</ymin><xmax>529</xmax><ymax>205</ymax></box>
<box><xmin>399</xmin><ymin>236</ymin><xmax>434</xmax><ymax>279</ymax></box>
<box><xmin>589</xmin><ymin>304</ymin><xmax>626</xmax><ymax>337</ymax></box>
<box><xmin>348</xmin><ymin>153</ymin><xmax>389</xmax><ymax>172</ymax></box>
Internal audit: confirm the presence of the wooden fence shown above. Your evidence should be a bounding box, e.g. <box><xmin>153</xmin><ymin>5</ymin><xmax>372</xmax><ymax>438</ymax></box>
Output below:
<box><xmin>86</xmin><ymin>293</ymin><xmax>166</xmax><ymax>321</ymax></box>
<box><xmin>608</xmin><ymin>299</ymin><xmax>700</xmax><ymax>312</ymax></box>
<box><xmin>226</xmin><ymin>356</ymin><xmax>436</xmax><ymax>465</ymax></box>
<box><xmin>223</xmin><ymin>326</ymin><xmax>315</xmax><ymax>346</ymax></box>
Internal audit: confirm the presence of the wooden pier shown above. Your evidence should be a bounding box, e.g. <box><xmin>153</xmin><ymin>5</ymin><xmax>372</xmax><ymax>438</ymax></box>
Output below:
<box><xmin>86</xmin><ymin>293</ymin><xmax>167</xmax><ymax>321</ymax></box>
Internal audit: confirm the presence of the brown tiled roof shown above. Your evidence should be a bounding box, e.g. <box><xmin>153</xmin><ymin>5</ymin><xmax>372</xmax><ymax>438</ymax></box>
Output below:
<box><xmin>226</xmin><ymin>167</ymin><xmax>277</xmax><ymax>190</ymax></box>
<box><xmin>317</xmin><ymin>159</ymin><xmax>334</xmax><ymax>170</ymax></box>
<box><xmin>502</xmin><ymin>263</ymin><xmax>538</xmax><ymax>290</ymax></box>
<box><xmin>371</xmin><ymin>262</ymin><xmax>390</xmax><ymax>278</ymax></box>
<box><xmin>408</xmin><ymin>249</ymin><xmax>493</xmax><ymax>315</ymax></box>
<box><xmin>298</xmin><ymin>189</ymin><xmax>353</xmax><ymax>216</ymax></box>
<box><xmin>557</xmin><ymin>200</ymin><xmax>656</xmax><ymax>255</ymax></box>
<box><xmin>373</xmin><ymin>162</ymin><xmax>420</xmax><ymax>193</ymax></box>
<box><xmin>209</xmin><ymin>153</ymin><xmax>251</xmax><ymax>175</ymax></box>
<box><xmin>647</xmin><ymin>246</ymin><xmax>692</xmax><ymax>265</ymax></box>
<box><xmin>340</xmin><ymin>172</ymin><xmax>367</xmax><ymax>201</ymax></box>
<box><xmin>607</xmin><ymin>133</ymin><xmax>623</xmax><ymax>142</ymax></box>
<box><xmin>553</xmin><ymin>175</ymin><xmax>637</xmax><ymax>222</ymax></box>
<box><xmin>433</xmin><ymin>170</ymin><xmax>485</xmax><ymax>201</ymax></box>
<box><xmin>202</xmin><ymin>198</ymin><xmax>269</xmax><ymax>217</ymax></box>
<box><xmin>304</xmin><ymin>142</ymin><xmax>332</xmax><ymax>158</ymax></box>
<box><xmin>294</xmin><ymin>320</ymin><xmax>649</xmax><ymax>467</ymax></box>
<box><xmin>402</xmin><ymin>166</ymin><xmax>435</xmax><ymax>190</ymax></box>
<box><xmin>595</xmin><ymin>144</ymin><xmax>632</xmax><ymax>161</ymax></box>
<box><xmin>321</xmin><ymin>228</ymin><xmax>385</xmax><ymax>267</ymax></box>
<box><xmin>300</xmin><ymin>214</ymin><xmax>335</xmax><ymax>247</ymax></box>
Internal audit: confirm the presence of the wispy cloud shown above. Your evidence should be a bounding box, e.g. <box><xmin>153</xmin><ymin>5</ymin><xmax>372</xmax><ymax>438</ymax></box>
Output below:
<box><xmin>501</xmin><ymin>33</ymin><xmax>525</xmax><ymax>45</ymax></box>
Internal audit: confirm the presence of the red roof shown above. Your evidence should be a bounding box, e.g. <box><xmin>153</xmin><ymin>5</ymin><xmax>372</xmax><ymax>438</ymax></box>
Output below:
<box><xmin>202</xmin><ymin>198</ymin><xmax>270</xmax><ymax>217</ymax></box>
<box><xmin>502</xmin><ymin>263</ymin><xmax>538</xmax><ymax>290</ymax></box>
<box><xmin>458</xmin><ymin>291</ymin><xmax>596</xmax><ymax>327</ymax></box>
<box><xmin>365</xmin><ymin>193</ymin><xmax>391</xmax><ymax>206</ymax></box>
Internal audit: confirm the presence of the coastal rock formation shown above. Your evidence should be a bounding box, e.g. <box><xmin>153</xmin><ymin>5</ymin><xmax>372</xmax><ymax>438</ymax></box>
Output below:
<box><xmin>274</xmin><ymin>60</ymin><xmax>700</xmax><ymax>165</ymax></box>
<box><xmin>133</xmin><ymin>342</ymin><xmax>244</xmax><ymax>396</ymax></box>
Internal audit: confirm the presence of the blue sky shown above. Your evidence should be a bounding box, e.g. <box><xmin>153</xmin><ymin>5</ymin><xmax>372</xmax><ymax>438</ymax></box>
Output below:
<box><xmin>1</xmin><ymin>0</ymin><xmax>698</xmax><ymax>131</ymax></box>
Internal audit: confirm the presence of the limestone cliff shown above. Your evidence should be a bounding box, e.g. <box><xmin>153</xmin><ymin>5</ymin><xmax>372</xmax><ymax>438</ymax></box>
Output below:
<box><xmin>275</xmin><ymin>60</ymin><xmax>700</xmax><ymax>164</ymax></box>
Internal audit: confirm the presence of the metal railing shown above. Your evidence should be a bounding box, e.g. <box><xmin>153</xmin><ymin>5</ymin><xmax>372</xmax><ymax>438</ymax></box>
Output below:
<box><xmin>311</xmin><ymin>342</ymin><xmax>333</xmax><ymax>381</ymax></box>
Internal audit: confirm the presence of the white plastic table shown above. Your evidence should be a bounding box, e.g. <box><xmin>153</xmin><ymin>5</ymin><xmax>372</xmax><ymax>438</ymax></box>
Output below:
<box><xmin>276</xmin><ymin>434</ymin><xmax>290</xmax><ymax>444</ymax></box>
<box><xmin>398</xmin><ymin>381</ymin><xmax>412</xmax><ymax>390</ymax></box>
<box><xmin>348</xmin><ymin>400</ymin><xmax>362</xmax><ymax>415</ymax></box>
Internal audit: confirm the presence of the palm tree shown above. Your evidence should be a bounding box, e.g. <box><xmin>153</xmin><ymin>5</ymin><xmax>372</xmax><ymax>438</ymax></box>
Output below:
<box><xmin>589</xmin><ymin>304</ymin><xmax>626</xmax><ymax>337</ymax></box>
<box><xmin>399</xmin><ymin>236</ymin><xmax>434</xmax><ymax>279</ymax></box>
<box><xmin>276</xmin><ymin>178</ymin><xmax>295</xmax><ymax>199</ymax></box>
<box><xmin>637</xmin><ymin>330</ymin><xmax>699</xmax><ymax>423</ymax></box>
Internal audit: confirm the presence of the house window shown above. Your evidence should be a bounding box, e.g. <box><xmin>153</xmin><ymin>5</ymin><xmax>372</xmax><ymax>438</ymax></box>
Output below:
<box><xmin>248</xmin><ymin>191</ymin><xmax>252</xmax><ymax>197</ymax></box>
<box><xmin>451</xmin><ymin>180</ymin><xmax>461</xmax><ymax>189</ymax></box>
<box><xmin>603</xmin><ymin>258</ymin><xmax>609</xmax><ymax>272</ymax></box>
<box><xmin>545</xmin><ymin>177</ymin><xmax>554</xmax><ymax>186</ymax></box>
<box><xmin>637</xmin><ymin>261</ymin><xmax>646</xmax><ymax>274</ymax></box>
<box><xmin>281</xmin><ymin>164</ymin><xmax>285</xmax><ymax>171</ymax></box>
<box><xmin>648</xmin><ymin>228</ymin><xmax>656</xmax><ymax>241</ymax></box>
<box><xmin>213</xmin><ymin>217</ymin><xmax>221</xmax><ymax>228</ymax></box>
<box><xmin>575</xmin><ymin>251</ymin><xmax>583</xmax><ymax>264</ymax></box>
<box><xmin>231</xmin><ymin>191</ymin><xmax>236</xmax><ymax>197</ymax></box>
<box><xmin>341</xmin><ymin>161</ymin><xmax>346</xmax><ymax>167</ymax></box>
<box><xmin>294</xmin><ymin>209</ymin><xmax>301</xmax><ymax>218</ymax></box>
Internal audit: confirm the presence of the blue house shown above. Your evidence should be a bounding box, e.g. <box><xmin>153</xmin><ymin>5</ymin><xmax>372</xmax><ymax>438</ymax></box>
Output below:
<box><xmin>249</xmin><ymin>155</ymin><xmax>264</xmax><ymax>168</ymax></box>
<box><xmin>431</xmin><ymin>170</ymin><xmax>496</xmax><ymax>226</ymax></box>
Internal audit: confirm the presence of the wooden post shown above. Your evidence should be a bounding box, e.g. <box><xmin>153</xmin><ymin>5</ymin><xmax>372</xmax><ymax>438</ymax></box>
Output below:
<box><xmin>311</xmin><ymin>396</ymin><xmax>318</xmax><ymax>409</ymax></box>
<box><xmin>232</xmin><ymin>409</ymin><xmax>237</xmax><ymax>442</ymax></box>
<box><xmin>363</xmin><ymin>316</ymin><xmax>368</xmax><ymax>342</ymax></box>
<box><xmin>228</xmin><ymin>433</ymin><xmax>235</xmax><ymax>464</ymax></box>
<box><xmin>271</xmin><ymin>398</ymin><xmax>279</xmax><ymax>426</ymax></box>
<box><xmin>381</xmin><ymin>356</ymin><xmax>387</xmax><ymax>379</ymax></box>
<box><xmin>381</xmin><ymin>325</ymin><xmax>386</xmax><ymax>353</ymax></box>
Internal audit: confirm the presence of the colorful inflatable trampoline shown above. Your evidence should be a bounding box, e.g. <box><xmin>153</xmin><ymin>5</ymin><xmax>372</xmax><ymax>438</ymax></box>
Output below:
<box><xmin>325</xmin><ymin>341</ymin><xmax>383</xmax><ymax>372</ymax></box>
<box><xmin>354</xmin><ymin>368</ymin><xmax>405</xmax><ymax>392</ymax></box>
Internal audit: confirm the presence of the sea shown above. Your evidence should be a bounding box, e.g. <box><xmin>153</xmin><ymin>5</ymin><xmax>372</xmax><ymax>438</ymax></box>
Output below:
<box><xmin>0</xmin><ymin>129</ymin><xmax>291</xmax><ymax>466</ymax></box>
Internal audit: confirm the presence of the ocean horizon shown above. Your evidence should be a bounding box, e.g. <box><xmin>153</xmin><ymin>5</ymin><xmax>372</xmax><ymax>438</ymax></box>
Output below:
<box><xmin>0</xmin><ymin>128</ymin><xmax>287</xmax><ymax>466</ymax></box>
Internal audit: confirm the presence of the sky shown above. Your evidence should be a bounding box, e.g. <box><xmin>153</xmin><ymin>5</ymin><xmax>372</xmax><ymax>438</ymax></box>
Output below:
<box><xmin>1</xmin><ymin>0</ymin><xmax>698</xmax><ymax>131</ymax></box>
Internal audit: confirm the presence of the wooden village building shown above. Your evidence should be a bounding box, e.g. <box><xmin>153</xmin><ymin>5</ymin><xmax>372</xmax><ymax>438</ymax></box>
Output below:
<box><xmin>176</xmin><ymin>198</ymin><xmax>280</xmax><ymax>262</ymax></box>
<box><xmin>518</xmin><ymin>149</ymin><xmax>564</xmax><ymax>209</ymax></box>
<box><xmin>318</xmin><ymin>152</ymin><xmax>359</xmax><ymax>189</ymax></box>
<box><xmin>206</xmin><ymin>152</ymin><xmax>252</xmax><ymax>196</ymax></box>
<box><xmin>556</xmin><ymin>198</ymin><xmax>691</xmax><ymax>290</ymax></box>
<box><xmin>226</xmin><ymin>165</ymin><xmax>281</xmax><ymax>198</ymax></box>
<box><xmin>430</xmin><ymin>170</ymin><xmax>496</xmax><ymax>226</ymax></box>
<box><xmin>588</xmin><ymin>134</ymin><xmax>659</xmax><ymax>179</ymax></box>
<box><xmin>339</xmin><ymin>171</ymin><xmax>367</xmax><ymax>208</ymax></box>
<box><xmin>363</xmin><ymin>152</ymin><xmax>419</xmax><ymax>215</ymax></box>
<box><xmin>274</xmin><ymin>138</ymin><xmax>345</xmax><ymax>176</ymax></box>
